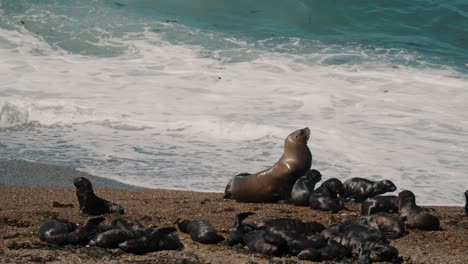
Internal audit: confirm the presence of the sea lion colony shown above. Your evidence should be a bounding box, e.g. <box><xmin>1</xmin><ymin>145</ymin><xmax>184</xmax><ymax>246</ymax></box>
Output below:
<box><xmin>36</xmin><ymin>128</ymin><xmax>465</xmax><ymax>263</ymax></box>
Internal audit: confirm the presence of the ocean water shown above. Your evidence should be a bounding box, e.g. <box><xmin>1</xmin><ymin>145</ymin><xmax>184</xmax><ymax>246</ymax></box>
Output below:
<box><xmin>0</xmin><ymin>0</ymin><xmax>467</xmax><ymax>205</ymax></box>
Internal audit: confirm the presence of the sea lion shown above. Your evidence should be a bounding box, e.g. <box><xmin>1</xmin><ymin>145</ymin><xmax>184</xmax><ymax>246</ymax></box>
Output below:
<box><xmin>342</xmin><ymin>213</ymin><xmax>406</xmax><ymax>239</ymax></box>
<box><xmin>290</xmin><ymin>169</ymin><xmax>322</xmax><ymax>206</ymax></box>
<box><xmin>361</xmin><ymin>195</ymin><xmax>398</xmax><ymax>215</ymax></box>
<box><xmin>242</xmin><ymin>230</ymin><xmax>284</xmax><ymax>256</ymax></box>
<box><xmin>225</xmin><ymin>127</ymin><xmax>312</xmax><ymax>203</ymax></box>
<box><xmin>176</xmin><ymin>219</ymin><xmax>224</xmax><ymax>244</ymax></box>
<box><xmin>308</xmin><ymin>178</ymin><xmax>345</xmax><ymax>212</ymax></box>
<box><xmin>73</xmin><ymin>177</ymin><xmax>125</xmax><ymax>216</ymax></box>
<box><xmin>325</xmin><ymin>223</ymin><xmax>399</xmax><ymax>263</ymax></box>
<box><xmin>89</xmin><ymin>218</ymin><xmax>150</xmax><ymax>248</ymax></box>
<box><xmin>38</xmin><ymin>220</ymin><xmax>77</xmax><ymax>242</ymax></box>
<box><xmin>258</xmin><ymin>218</ymin><xmax>326</xmax><ymax>255</ymax></box>
<box><xmin>227</xmin><ymin>212</ymin><xmax>257</xmax><ymax>246</ymax></box>
<box><xmin>118</xmin><ymin>227</ymin><xmax>182</xmax><ymax>255</ymax></box>
<box><xmin>398</xmin><ymin>190</ymin><xmax>440</xmax><ymax>230</ymax></box>
<box><xmin>297</xmin><ymin>241</ymin><xmax>351</xmax><ymax>261</ymax></box>
<box><xmin>43</xmin><ymin>217</ymin><xmax>106</xmax><ymax>246</ymax></box>
<box><xmin>343</xmin><ymin>177</ymin><xmax>397</xmax><ymax>202</ymax></box>
<box><xmin>465</xmin><ymin>190</ymin><xmax>468</xmax><ymax>217</ymax></box>
<box><xmin>258</xmin><ymin>218</ymin><xmax>325</xmax><ymax>235</ymax></box>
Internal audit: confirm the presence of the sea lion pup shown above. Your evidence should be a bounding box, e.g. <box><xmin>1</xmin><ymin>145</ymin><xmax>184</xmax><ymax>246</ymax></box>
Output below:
<box><xmin>227</xmin><ymin>212</ymin><xmax>257</xmax><ymax>246</ymax></box>
<box><xmin>89</xmin><ymin>218</ymin><xmax>150</xmax><ymax>248</ymax></box>
<box><xmin>297</xmin><ymin>241</ymin><xmax>351</xmax><ymax>262</ymax></box>
<box><xmin>242</xmin><ymin>230</ymin><xmax>285</xmax><ymax>256</ymax></box>
<box><xmin>118</xmin><ymin>227</ymin><xmax>182</xmax><ymax>255</ymax></box>
<box><xmin>398</xmin><ymin>190</ymin><xmax>440</xmax><ymax>231</ymax></box>
<box><xmin>73</xmin><ymin>177</ymin><xmax>124</xmax><ymax>216</ymax></box>
<box><xmin>258</xmin><ymin>218</ymin><xmax>325</xmax><ymax>235</ymax></box>
<box><xmin>290</xmin><ymin>169</ymin><xmax>322</xmax><ymax>206</ymax></box>
<box><xmin>258</xmin><ymin>218</ymin><xmax>327</xmax><ymax>255</ymax></box>
<box><xmin>465</xmin><ymin>190</ymin><xmax>468</xmax><ymax>217</ymax></box>
<box><xmin>225</xmin><ymin>127</ymin><xmax>312</xmax><ymax>203</ymax></box>
<box><xmin>176</xmin><ymin>219</ymin><xmax>224</xmax><ymax>244</ymax></box>
<box><xmin>38</xmin><ymin>220</ymin><xmax>77</xmax><ymax>242</ymax></box>
<box><xmin>342</xmin><ymin>213</ymin><xmax>406</xmax><ymax>239</ymax></box>
<box><xmin>44</xmin><ymin>217</ymin><xmax>106</xmax><ymax>246</ymax></box>
<box><xmin>308</xmin><ymin>178</ymin><xmax>345</xmax><ymax>212</ymax></box>
<box><xmin>343</xmin><ymin>177</ymin><xmax>397</xmax><ymax>202</ymax></box>
<box><xmin>325</xmin><ymin>223</ymin><xmax>399</xmax><ymax>263</ymax></box>
<box><xmin>361</xmin><ymin>195</ymin><xmax>398</xmax><ymax>215</ymax></box>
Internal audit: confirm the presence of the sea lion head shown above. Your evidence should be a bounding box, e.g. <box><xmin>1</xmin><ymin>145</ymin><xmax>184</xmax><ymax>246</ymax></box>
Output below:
<box><xmin>465</xmin><ymin>190</ymin><xmax>468</xmax><ymax>199</ymax></box>
<box><xmin>375</xmin><ymin>180</ymin><xmax>397</xmax><ymax>193</ymax></box>
<box><xmin>398</xmin><ymin>190</ymin><xmax>416</xmax><ymax>208</ymax></box>
<box><xmin>286</xmin><ymin>127</ymin><xmax>310</xmax><ymax>145</ymax></box>
<box><xmin>174</xmin><ymin>219</ymin><xmax>189</xmax><ymax>233</ymax></box>
<box><xmin>304</xmin><ymin>169</ymin><xmax>322</xmax><ymax>184</ymax></box>
<box><xmin>73</xmin><ymin>177</ymin><xmax>93</xmax><ymax>191</ymax></box>
<box><xmin>322</xmin><ymin>178</ymin><xmax>344</xmax><ymax>196</ymax></box>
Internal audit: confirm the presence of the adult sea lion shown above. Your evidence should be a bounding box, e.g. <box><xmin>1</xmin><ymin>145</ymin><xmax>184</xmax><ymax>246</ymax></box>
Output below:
<box><xmin>225</xmin><ymin>127</ymin><xmax>312</xmax><ymax>203</ymax></box>
<box><xmin>398</xmin><ymin>190</ymin><xmax>440</xmax><ymax>231</ymax></box>
<box><xmin>361</xmin><ymin>195</ymin><xmax>398</xmax><ymax>215</ymax></box>
<box><xmin>290</xmin><ymin>169</ymin><xmax>322</xmax><ymax>206</ymax></box>
<box><xmin>73</xmin><ymin>177</ymin><xmax>125</xmax><ymax>216</ymax></box>
<box><xmin>343</xmin><ymin>177</ymin><xmax>397</xmax><ymax>202</ymax></box>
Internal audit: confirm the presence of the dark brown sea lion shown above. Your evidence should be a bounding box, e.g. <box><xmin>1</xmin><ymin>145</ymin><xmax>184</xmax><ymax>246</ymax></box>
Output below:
<box><xmin>398</xmin><ymin>190</ymin><xmax>440</xmax><ymax>231</ymax></box>
<box><xmin>361</xmin><ymin>195</ymin><xmax>398</xmax><ymax>215</ymax></box>
<box><xmin>89</xmin><ymin>218</ymin><xmax>150</xmax><ymax>248</ymax></box>
<box><xmin>225</xmin><ymin>127</ymin><xmax>312</xmax><ymax>203</ymax></box>
<box><xmin>297</xmin><ymin>242</ymin><xmax>351</xmax><ymax>262</ymax></box>
<box><xmin>118</xmin><ymin>227</ymin><xmax>182</xmax><ymax>255</ymax></box>
<box><xmin>465</xmin><ymin>190</ymin><xmax>468</xmax><ymax>217</ymax></box>
<box><xmin>342</xmin><ymin>213</ymin><xmax>406</xmax><ymax>239</ymax></box>
<box><xmin>226</xmin><ymin>212</ymin><xmax>257</xmax><ymax>246</ymax></box>
<box><xmin>343</xmin><ymin>177</ymin><xmax>397</xmax><ymax>202</ymax></box>
<box><xmin>43</xmin><ymin>217</ymin><xmax>106</xmax><ymax>246</ymax></box>
<box><xmin>258</xmin><ymin>218</ymin><xmax>325</xmax><ymax>235</ymax></box>
<box><xmin>38</xmin><ymin>220</ymin><xmax>77</xmax><ymax>242</ymax></box>
<box><xmin>308</xmin><ymin>178</ymin><xmax>345</xmax><ymax>212</ymax></box>
<box><xmin>258</xmin><ymin>218</ymin><xmax>326</xmax><ymax>255</ymax></box>
<box><xmin>73</xmin><ymin>177</ymin><xmax>125</xmax><ymax>216</ymax></box>
<box><xmin>242</xmin><ymin>230</ymin><xmax>284</xmax><ymax>256</ymax></box>
<box><xmin>176</xmin><ymin>219</ymin><xmax>224</xmax><ymax>244</ymax></box>
<box><xmin>325</xmin><ymin>223</ymin><xmax>399</xmax><ymax>263</ymax></box>
<box><xmin>290</xmin><ymin>169</ymin><xmax>322</xmax><ymax>206</ymax></box>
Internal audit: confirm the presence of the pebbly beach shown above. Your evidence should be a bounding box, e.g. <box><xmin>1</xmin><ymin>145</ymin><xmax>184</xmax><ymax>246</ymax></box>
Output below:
<box><xmin>0</xmin><ymin>159</ymin><xmax>467</xmax><ymax>264</ymax></box>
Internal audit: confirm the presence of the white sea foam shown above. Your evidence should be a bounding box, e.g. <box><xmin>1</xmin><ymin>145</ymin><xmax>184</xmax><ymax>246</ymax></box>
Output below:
<box><xmin>0</xmin><ymin>24</ymin><xmax>467</xmax><ymax>205</ymax></box>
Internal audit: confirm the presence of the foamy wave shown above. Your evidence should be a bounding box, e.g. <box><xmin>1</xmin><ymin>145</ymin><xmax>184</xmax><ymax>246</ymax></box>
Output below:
<box><xmin>0</xmin><ymin>102</ymin><xmax>28</xmax><ymax>128</ymax></box>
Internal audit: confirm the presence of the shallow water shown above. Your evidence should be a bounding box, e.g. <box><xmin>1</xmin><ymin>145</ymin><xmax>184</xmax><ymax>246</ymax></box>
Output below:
<box><xmin>0</xmin><ymin>0</ymin><xmax>467</xmax><ymax>204</ymax></box>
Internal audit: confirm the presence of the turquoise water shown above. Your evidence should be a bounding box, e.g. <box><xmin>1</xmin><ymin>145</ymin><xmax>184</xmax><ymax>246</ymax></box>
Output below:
<box><xmin>0</xmin><ymin>0</ymin><xmax>467</xmax><ymax>204</ymax></box>
<box><xmin>1</xmin><ymin>0</ymin><xmax>467</xmax><ymax>69</ymax></box>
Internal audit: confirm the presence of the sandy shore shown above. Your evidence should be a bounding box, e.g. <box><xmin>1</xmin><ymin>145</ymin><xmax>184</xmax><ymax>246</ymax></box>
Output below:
<box><xmin>0</xmin><ymin>160</ymin><xmax>467</xmax><ymax>263</ymax></box>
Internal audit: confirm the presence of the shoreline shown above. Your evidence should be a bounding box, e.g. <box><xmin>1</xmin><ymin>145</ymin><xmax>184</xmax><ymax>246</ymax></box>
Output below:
<box><xmin>1</xmin><ymin>159</ymin><xmax>464</xmax><ymax>207</ymax></box>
